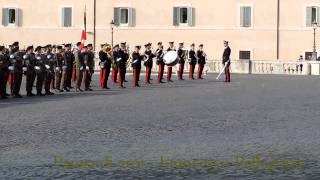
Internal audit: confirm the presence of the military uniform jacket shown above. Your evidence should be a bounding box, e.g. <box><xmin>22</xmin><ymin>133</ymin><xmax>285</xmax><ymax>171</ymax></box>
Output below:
<box><xmin>23</xmin><ymin>53</ymin><xmax>36</xmax><ymax>71</ymax></box>
<box><xmin>131</xmin><ymin>52</ymin><xmax>143</xmax><ymax>69</ymax></box>
<box><xmin>117</xmin><ymin>49</ymin><xmax>128</xmax><ymax>69</ymax></box>
<box><xmin>10</xmin><ymin>51</ymin><xmax>24</xmax><ymax>74</ymax></box>
<box><xmin>99</xmin><ymin>50</ymin><xmax>112</xmax><ymax>69</ymax></box>
<box><xmin>167</xmin><ymin>47</ymin><xmax>176</xmax><ymax>51</ymax></box>
<box><xmin>112</xmin><ymin>51</ymin><xmax>119</xmax><ymax>69</ymax></box>
<box><xmin>87</xmin><ymin>51</ymin><xmax>95</xmax><ymax>72</ymax></box>
<box><xmin>222</xmin><ymin>47</ymin><xmax>231</xmax><ymax>64</ymax></box>
<box><xmin>0</xmin><ymin>53</ymin><xmax>10</xmax><ymax>71</ymax></box>
<box><xmin>45</xmin><ymin>52</ymin><xmax>55</xmax><ymax>73</ymax></box>
<box><xmin>54</xmin><ymin>52</ymin><xmax>64</xmax><ymax>72</ymax></box>
<box><xmin>64</xmin><ymin>51</ymin><xmax>74</xmax><ymax>70</ymax></box>
<box><xmin>144</xmin><ymin>50</ymin><xmax>155</xmax><ymax>67</ymax></box>
<box><xmin>177</xmin><ymin>48</ymin><xmax>186</xmax><ymax>64</ymax></box>
<box><xmin>188</xmin><ymin>50</ymin><xmax>197</xmax><ymax>65</ymax></box>
<box><xmin>35</xmin><ymin>53</ymin><xmax>46</xmax><ymax>73</ymax></box>
<box><xmin>80</xmin><ymin>52</ymin><xmax>89</xmax><ymax>69</ymax></box>
<box><xmin>156</xmin><ymin>49</ymin><xmax>165</xmax><ymax>65</ymax></box>
<box><xmin>197</xmin><ymin>50</ymin><xmax>206</xmax><ymax>65</ymax></box>
<box><xmin>74</xmin><ymin>49</ymin><xmax>82</xmax><ymax>69</ymax></box>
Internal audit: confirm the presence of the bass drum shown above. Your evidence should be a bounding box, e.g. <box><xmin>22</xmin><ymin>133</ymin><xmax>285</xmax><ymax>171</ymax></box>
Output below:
<box><xmin>163</xmin><ymin>51</ymin><xmax>178</xmax><ymax>66</ymax></box>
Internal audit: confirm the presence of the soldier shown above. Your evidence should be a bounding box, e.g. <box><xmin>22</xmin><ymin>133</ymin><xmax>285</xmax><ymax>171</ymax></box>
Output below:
<box><xmin>74</xmin><ymin>42</ymin><xmax>84</xmax><ymax>92</ymax></box>
<box><xmin>188</xmin><ymin>43</ymin><xmax>197</xmax><ymax>80</ymax></box>
<box><xmin>23</xmin><ymin>46</ymin><xmax>36</xmax><ymax>96</ymax></box>
<box><xmin>177</xmin><ymin>42</ymin><xmax>186</xmax><ymax>80</ymax></box>
<box><xmin>54</xmin><ymin>46</ymin><xmax>65</xmax><ymax>92</ymax></box>
<box><xmin>62</xmin><ymin>44</ymin><xmax>74</xmax><ymax>91</ymax></box>
<box><xmin>111</xmin><ymin>45</ymin><xmax>119</xmax><ymax>83</ymax></box>
<box><xmin>34</xmin><ymin>46</ymin><xmax>46</xmax><ymax>96</ymax></box>
<box><xmin>197</xmin><ymin>44</ymin><xmax>206</xmax><ymax>79</ymax></box>
<box><xmin>0</xmin><ymin>46</ymin><xmax>10</xmax><ymax>99</ymax></box>
<box><xmin>87</xmin><ymin>44</ymin><xmax>95</xmax><ymax>88</ymax></box>
<box><xmin>44</xmin><ymin>45</ymin><xmax>55</xmax><ymax>95</ymax></box>
<box><xmin>166</xmin><ymin>41</ymin><xmax>176</xmax><ymax>82</ymax></box>
<box><xmin>144</xmin><ymin>43</ymin><xmax>155</xmax><ymax>84</ymax></box>
<box><xmin>156</xmin><ymin>42</ymin><xmax>165</xmax><ymax>83</ymax></box>
<box><xmin>81</xmin><ymin>46</ymin><xmax>93</xmax><ymax>91</ymax></box>
<box><xmin>99</xmin><ymin>44</ymin><xmax>112</xmax><ymax>89</ymax></box>
<box><xmin>117</xmin><ymin>42</ymin><xmax>128</xmax><ymax>88</ymax></box>
<box><xmin>131</xmin><ymin>45</ymin><xmax>143</xmax><ymax>87</ymax></box>
<box><xmin>222</xmin><ymin>41</ymin><xmax>231</xmax><ymax>82</ymax></box>
<box><xmin>9</xmin><ymin>42</ymin><xmax>24</xmax><ymax>98</ymax></box>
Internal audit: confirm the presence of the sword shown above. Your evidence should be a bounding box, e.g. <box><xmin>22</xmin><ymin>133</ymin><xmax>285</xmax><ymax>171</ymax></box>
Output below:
<box><xmin>216</xmin><ymin>60</ymin><xmax>230</xmax><ymax>80</ymax></box>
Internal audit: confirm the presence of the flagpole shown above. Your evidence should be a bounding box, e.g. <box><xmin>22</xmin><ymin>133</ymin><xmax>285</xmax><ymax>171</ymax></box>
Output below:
<box><xmin>93</xmin><ymin>0</ymin><xmax>96</xmax><ymax>51</ymax></box>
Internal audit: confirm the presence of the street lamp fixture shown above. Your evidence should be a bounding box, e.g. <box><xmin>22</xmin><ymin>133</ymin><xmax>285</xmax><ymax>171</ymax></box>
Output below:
<box><xmin>312</xmin><ymin>21</ymin><xmax>318</xmax><ymax>61</ymax></box>
<box><xmin>110</xmin><ymin>20</ymin><xmax>115</xmax><ymax>48</ymax></box>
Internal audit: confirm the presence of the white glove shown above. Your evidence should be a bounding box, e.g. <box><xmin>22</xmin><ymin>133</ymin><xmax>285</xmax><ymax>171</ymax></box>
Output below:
<box><xmin>35</xmin><ymin>66</ymin><xmax>40</xmax><ymax>70</ymax></box>
<box><xmin>45</xmin><ymin>65</ymin><xmax>50</xmax><ymax>69</ymax></box>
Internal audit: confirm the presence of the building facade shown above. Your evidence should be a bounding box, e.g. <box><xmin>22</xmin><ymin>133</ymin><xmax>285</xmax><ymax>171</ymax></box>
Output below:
<box><xmin>1</xmin><ymin>0</ymin><xmax>320</xmax><ymax>61</ymax></box>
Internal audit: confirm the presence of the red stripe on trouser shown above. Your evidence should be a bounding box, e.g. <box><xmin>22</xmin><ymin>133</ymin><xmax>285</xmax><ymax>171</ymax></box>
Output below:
<box><xmin>72</xmin><ymin>64</ymin><xmax>76</xmax><ymax>81</ymax></box>
<box><xmin>100</xmin><ymin>69</ymin><xmax>104</xmax><ymax>89</ymax></box>
<box><xmin>158</xmin><ymin>64</ymin><xmax>163</xmax><ymax>83</ymax></box>
<box><xmin>145</xmin><ymin>67</ymin><xmax>150</xmax><ymax>82</ymax></box>
<box><xmin>51</xmin><ymin>79</ymin><xmax>55</xmax><ymax>89</ymax></box>
<box><xmin>133</xmin><ymin>66</ymin><xmax>137</xmax><ymax>86</ymax></box>
<box><xmin>225</xmin><ymin>64</ymin><xmax>230</xmax><ymax>81</ymax></box>
<box><xmin>189</xmin><ymin>65</ymin><xmax>194</xmax><ymax>79</ymax></box>
<box><xmin>7</xmin><ymin>72</ymin><xmax>13</xmax><ymax>88</ymax></box>
<box><xmin>178</xmin><ymin>64</ymin><xmax>182</xmax><ymax>79</ymax></box>
<box><xmin>118</xmin><ymin>67</ymin><xmax>123</xmax><ymax>87</ymax></box>
<box><xmin>198</xmin><ymin>65</ymin><xmax>203</xmax><ymax>79</ymax></box>
<box><xmin>167</xmin><ymin>67</ymin><xmax>172</xmax><ymax>81</ymax></box>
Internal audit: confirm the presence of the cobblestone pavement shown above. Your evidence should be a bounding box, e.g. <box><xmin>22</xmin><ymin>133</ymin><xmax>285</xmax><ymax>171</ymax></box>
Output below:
<box><xmin>1</xmin><ymin>74</ymin><xmax>320</xmax><ymax>179</ymax></box>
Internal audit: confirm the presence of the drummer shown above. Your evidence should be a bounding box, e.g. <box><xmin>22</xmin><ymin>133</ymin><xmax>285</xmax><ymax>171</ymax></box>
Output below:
<box><xmin>166</xmin><ymin>41</ymin><xmax>176</xmax><ymax>82</ymax></box>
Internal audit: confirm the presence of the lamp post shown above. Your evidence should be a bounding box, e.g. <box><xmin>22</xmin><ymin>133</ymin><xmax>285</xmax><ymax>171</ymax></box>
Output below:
<box><xmin>312</xmin><ymin>21</ymin><xmax>318</xmax><ymax>61</ymax></box>
<box><xmin>110</xmin><ymin>20</ymin><xmax>115</xmax><ymax>48</ymax></box>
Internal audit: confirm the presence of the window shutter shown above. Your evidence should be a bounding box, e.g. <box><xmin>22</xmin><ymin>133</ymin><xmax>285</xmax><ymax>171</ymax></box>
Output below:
<box><xmin>317</xmin><ymin>7</ymin><xmax>320</xmax><ymax>24</ymax></box>
<box><xmin>114</xmin><ymin>7</ymin><xmax>120</xmax><ymax>26</ymax></box>
<box><xmin>64</xmin><ymin>8</ymin><xmax>72</xmax><ymax>27</ymax></box>
<box><xmin>240</xmin><ymin>7</ymin><xmax>245</xmax><ymax>27</ymax></box>
<box><xmin>16</xmin><ymin>8</ymin><xmax>22</xmax><ymax>26</ymax></box>
<box><xmin>173</xmin><ymin>7</ymin><xmax>179</xmax><ymax>26</ymax></box>
<box><xmin>2</xmin><ymin>8</ymin><xmax>8</xmax><ymax>26</ymax></box>
<box><xmin>306</xmin><ymin>7</ymin><xmax>312</xmax><ymax>27</ymax></box>
<box><xmin>128</xmin><ymin>8</ymin><xmax>135</xmax><ymax>27</ymax></box>
<box><xmin>187</xmin><ymin>7</ymin><xmax>195</xmax><ymax>26</ymax></box>
<box><xmin>245</xmin><ymin>7</ymin><xmax>251</xmax><ymax>27</ymax></box>
<box><xmin>61</xmin><ymin>8</ymin><xmax>65</xmax><ymax>26</ymax></box>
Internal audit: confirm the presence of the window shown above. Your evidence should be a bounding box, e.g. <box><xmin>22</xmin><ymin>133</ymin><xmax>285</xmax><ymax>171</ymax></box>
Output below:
<box><xmin>120</xmin><ymin>8</ymin><xmax>129</xmax><ymax>24</ymax></box>
<box><xmin>306</xmin><ymin>6</ymin><xmax>320</xmax><ymax>26</ymax></box>
<box><xmin>173</xmin><ymin>6</ymin><xmax>194</xmax><ymax>26</ymax></box>
<box><xmin>240</xmin><ymin>6</ymin><xmax>252</xmax><ymax>27</ymax></box>
<box><xmin>2</xmin><ymin>8</ymin><xmax>20</xmax><ymax>26</ymax></box>
<box><xmin>113</xmin><ymin>7</ymin><xmax>134</xmax><ymax>27</ymax></box>
<box><xmin>239</xmin><ymin>51</ymin><xmax>251</xmax><ymax>60</ymax></box>
<box><xmin>61</xmin><ymin>7</ymin><xmax>72</xmax><ymax>27</ymax></box>
<box><xmin>305</xmin><ymin>52</ymin><xmax>316</xmax><ymax>60</ymax></box>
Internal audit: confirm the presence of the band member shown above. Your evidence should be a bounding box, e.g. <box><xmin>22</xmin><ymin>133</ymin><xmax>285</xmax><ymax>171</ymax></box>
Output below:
<box><xmin>54</xmin><ymin>46</ymin><xmax>65</xmax><ymax>92</ymax></box>
<box><xmin>223</xmin><ymin>41</ymin><xmax>231</xmax><ymax>82</ymax></box>
<box><xmin>44</xmin><ymin>45</ymin><xmax>55</xmax><ymax>95</ymax></box>
<box><xmin>156</xmin><ymin>42</ymin><xmax>165</xmax><ymax>83</ymax></box>
<box><xmin>197</xmin><ymin>44</ymin><xmax>206</xmax><ymax>79</ymax></box>
<box><xmin>188</xmin><ymin>43</ymin><xmax>197</xmax><ymax>80</ymax></box>
<box><xmin>144</xmin><ymin>43</ymin><xmax>155</xmax><ymax>84</ymax></box>
<box><xmin>81</xmin><ymin>46</ymin><xmax>93</xmax><ymax>91</ymax></box>
<box><xmin>87</xmin><ymin>44</ymin><xmax>95</xmax><ymax>89</ymax></box>
<box><xmin>111</xmin><ymin>45</ymin><xmax>119</xmax><ymax>83</ymax></box>
<box><xmin>177</xmin><ymin>42</ymin><xmax>186</xmax><ymax>80</ymax></box>
<box><xmin>117</xmin><ymin>43</ymin><xmax>129</xmax><ymax>88</ymax></box>
<box><xmin>0</xmin><ymin>46</ymin><xmax>10</xmax><ymax>99</ymax></box>
<box><xmin>9</xmin><ymin>42</ymin><xmax>24</xmax><ymax>98</ymax></box>
<box><xmin>74</xmin><ymin>43</ymin><xmax>84</xmax><ymax>92</ymax></box>
<box><xmin>166</xmin><ymin>41</ymin><xmax>176</xmax><ymax>82</ymax></box>
<box><xmin>72</xmin><ymin>42</ymin><xmax>81</xmax><ymax>83</ymax></box>
<box><xmin>99</xmin><ymin>44</ymin><xmax>112</xmax><ymax>89</ymax></box>
<box><xmin>23</xmin><ymin>46</ymin><xmax>36</xmax><ymax>96</ymax></box>
<box><xmin>131</xmin><ymin>45</ymin><xmax>143</xmax><ymax>87</ymax></box>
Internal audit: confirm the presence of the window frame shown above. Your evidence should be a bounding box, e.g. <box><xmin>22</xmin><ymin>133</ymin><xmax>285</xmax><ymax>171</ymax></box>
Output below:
<box><xmin>238</xmin><ymin>4</ymin><xmax>254</xmax><ymax>29</ymax></box>
<box><xmin>305</xmin><ymin>5</ymin><xmax>320</xmax><ymax>27</ymax></box>
<box><xmin>173</xmin><ymin>5</ymin><xmax>194</xmax><ymax>27</ymax></box>
<box><xmin>119</xmin><ymin>7</ymin><xmax>130</xmax><ymax>26</ymax></box>
<box><xmin>60</xmin><ymin>6</ymin><xmax>73</xmax><ymax>28</ymax></box>
<box><xmin>2</xmin><ymin>6</ymin><xmax>19</xmax><ymax>27</ymax></box>
<box><xmin>7</xmin><ymin>8</ymin><xmax>17</xmax><ymax>25</ymax></box>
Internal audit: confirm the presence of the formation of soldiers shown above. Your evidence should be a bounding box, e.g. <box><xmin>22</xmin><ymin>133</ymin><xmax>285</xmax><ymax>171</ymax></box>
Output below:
<box><xmin>0</xmin><ymin>41</ymin><xmax>231</xmax><ymax>99</ymax></box>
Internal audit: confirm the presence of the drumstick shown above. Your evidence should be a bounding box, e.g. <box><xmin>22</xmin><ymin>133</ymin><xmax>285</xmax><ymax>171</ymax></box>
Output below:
<box><xmin>216</xmin><ymin>60</ymin><xmax>230</xmax><ymax>80</ymax></box>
